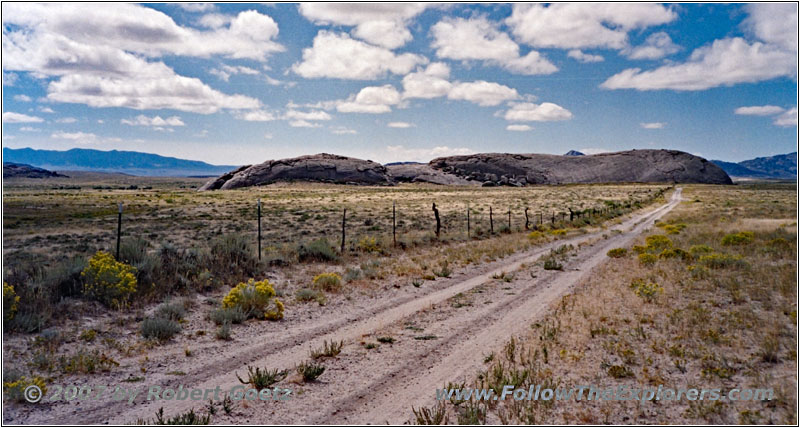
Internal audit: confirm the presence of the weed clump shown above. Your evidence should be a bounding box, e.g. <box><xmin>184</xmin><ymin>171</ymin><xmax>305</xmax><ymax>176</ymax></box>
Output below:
<box><xmin>3</xmin><ymin>282</ymin><xmax>19</xmax><ymax>323</ymax></box>
<box><xmin>645</xmin><ymin>235</ymin><xmax>673</xmax><ymax>251</ymax></box>
<box><xmin>630</xmin><ymin>279</ymin><xmax>663</xmax><ymax>302</ymax></box>
<box><xmin>698</xmin><ymin>253</ymin><xmax>747</xmax><ymax>269</ymax></box>
<box><xmin>527</xmin><ymin>231</ymin><xmax>544</xmax><ymax>241</ymax></box>
<box><xmin>298</xmin><ymin>238</ymin><xmax>339</xmax><ymax>263</ymax></box>
<box><xmin>236</xmin><ymin>366</ymin><xmax>287</xmax><ymax>389</ymax></box>
<box><xmin>689</xmin><ymin>244</ymin><xmax>714</xmax><ymax>257</ymax></box>
<box><xmin>549</xmin><ymin>229</ymin><xmax>567</xmax><ymax>236</ymax></box>
<box><xmin>3</xmin><ymin>375</ymin><xmax>47</xmax><ymax>403</ymax></box>
<box><xmin>606</xmin><ymin>248</ymin><xmax>627</xmax><ymax>258</ymax></box>
<box><xmin>310</xmin><ymin>340</ymin><xmax>343</xmax><ymax>359</ymax></box>
<box><xmin>296</xmin><ymin>361</ymin><xmax>325</xmax><ymax>382</ymax></box>
<box><xmin>141</xmin><ymin>317</ymin><xmax>181</xmax><ymax>341</ymax></box>
<box><xmin>356</xmin><ymin>236</ymin><xmax>382</xmax><ymax>253</ymax></box>
<box><xmin>210</xmin><ymin>307</ymin><xmax>246</xmax><ymax>326</ymax></box>
<box><xmin>638</xmin><ymin>253</ymin><xmax>658</xmax><ymax>266</ymax></box>
<box><xmin>721</xmin><ymin>231</ymin><xmax>754</xmax><ymax>246</ymax></box>
<box><xmin>312</xmin><ymin>273</ymin><xmax>342</xmax><ymax>292</ymax></box>
<box><xmin>222</xmin><ymin>279</ymin><xmax>284</xmax><ymax>321</ymax></box>
<box><xmin>295</xmin><ymin>288</ymin><xmax>326</xmax><ymax>305</ymax></box>
<box><xmin>81</xmin><ymin>251</ymin><xmax>137</xmax><ymax>308</ymax></box>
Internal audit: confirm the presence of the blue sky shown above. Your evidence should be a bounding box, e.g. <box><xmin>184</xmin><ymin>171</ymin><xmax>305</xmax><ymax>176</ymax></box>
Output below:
<box><xmin>1</xmin><ymin>3</ymin><xmax>797</xmax><ymax>165</ymax></box>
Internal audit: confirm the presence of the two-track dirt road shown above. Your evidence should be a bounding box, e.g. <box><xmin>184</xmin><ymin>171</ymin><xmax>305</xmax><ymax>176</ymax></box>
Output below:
<box><xmin>27</xmin><ymin>188</ymin><xmax>681</xmax><ymax>425</ymax></box>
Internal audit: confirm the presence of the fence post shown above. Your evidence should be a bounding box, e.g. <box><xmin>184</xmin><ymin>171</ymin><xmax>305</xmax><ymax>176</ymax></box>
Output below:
<box><xmin>466</xmin><ymin>203</ymin><xmax>470</xmax><ymax>238</ymax></box>
<box><xmin>524</xmin><ymin>207</ymin><xmax>530</xmax><ymax>230</ymax></box>
<box><xmin>116</xmin><ymin>202</ymin><xmax>122</xmax><ymax>260</ymax></box>
<box><xmin>507</xmin><ymin>209</ymin><xmax>511</xmax><ymax>232</ymax></box>
<box><xmin>489</xmin><ymin>206</ymin><xmax>494</xmax><ymax>234</ymax></box>
<box><xmin>539</xmin><ymin>212</ymin><xmax>543</xmax><ymax>225</ymax></box>
<box><xmin>569</xmin><ymin>208</ymin><xmax>574</xmax><ymax>222</ymax></box>
<box><xmin>392</xmin><ymin>201</ymin><xmax>396</xmax><ymax>248</ymax></box>
<box><xmin>432</xmin><ymin>202</ymin><xmax>441</xmax><ymax>238</ymax></box>
<box><xmin>551</xmin><ymin>211</ymin><xmax>555</xmax><ymax>225</ymax></box>
<box><xmin>257</xmin><ymin>198</ymin><xmax>262</xmax><ymax>261</ymax></box>
<box><xmin>341</xmin><ymin>208</ymin><xmax>346</xmax><ymax>254</ymax></box>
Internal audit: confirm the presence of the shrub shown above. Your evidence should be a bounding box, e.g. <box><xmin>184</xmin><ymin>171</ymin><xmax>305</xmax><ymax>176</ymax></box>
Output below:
<box><xmin>645</xmin><ymin>235</ymin><xmax>672</xmax><ymax>251</ymax></box>
<box><xmin>638</xmin><ymin>253</ymin><xmax>658</xmax><ymax>266</ymax></box>
<box><xmin>721</xmin><ymin>231</ymin><xmax>754</xmax><ymax>246</ymax></box>
<box><xmin>527</xmin><ymin>231</ymin><xmax>544</xmax><ymax>240</ymax></box>
<box><xmin>298</xmin><ymin>238</ymin><xmax>339</xmax><ymax>263</ymax></box>
<box><xmin>236</xmin><ymin>366</ymin><xmax>287</xmax><ymax>389</ymax></box>
<box><xmin>632</xmin><ymin>245</ymin><xmax>648</xmax><ymax>255</ymax></box>
<box><xmin>46</xmin><ymin>257</ymin><xmax>87</xmax><ymax>298</ymax></box>
<box><xmin>689</xmin><ymin>244</ymin><xmax>714</xmax><ymax>257</ymax></box>
<box><xmin>155</xmin><ymin>301</ymin><xmax>187</xmax><ymax>322</ymax></box>
<box><xmin>606</xmin><ymin>248</ymin><xmax>627</xmax><ymax>258</ymax></box>
<box><xmin>356</xmin><ymin>236</ymin><xmax>381</xmax><ymax>253</ymax></box>
<box><xmin>207</xmin><ymin>234</ymin><xmax>260</xmax><ymax>280</ymax></box>
<box><xmin>433</xmin><ymin>261</ymin><xmax>452</xmax><ymax>278</ymax></box>
<box><xmin>630</xmin><ymin>279</ymin><xmax>663</xmax><ymax>302</ymax></box>
<box><xmin>79</xmin><ymin>329</ymin><xmax>97</xmax><ymax>342</ymax></box>
<box><xmin>81</xmin><ymin>251</ymin><xmax>137</xmax><ymax>308</ymax></box>
<box><xmin>296</xmin><ymin>361</ymin><xmax>325</xmax><ymax>382</ymax></box>
<box><xmin>661</xmin><ymin>223</ymin><xmax>687</xmax><ymax>234</ymax></box>
<box><xmin>343</xmin><ymin>267</ymin><xmax>362</xmax><ymax>283</ymax></box>
<box><xmin>3</xmin><ymin>376</ymin><xmax>47</xmax><ymax>403</ymax></box>
<box><xmin>3</xmin><ymin>282</ymin><xmax>19</xmax><ymax>323</ymax></box>
<box><xmin>698</xmin><ymin>253</ymin><xmax>746</xmax><ymax>269</ymax></box>
<box><xmin>58</xmin><ymin>348</ymin><xmax>119</xmax><ymax>374</ymax></box>
<box><xmin>312</xmin><ymin>273</ymin><xmax>342</xmax><ymax>292</ymax></box>
<box><xmin>687</xmin><ymin>265</ymin><xmax>710</xmax><ymax>279</ymax></box>
<box><xmin>221</xmin><ymin>279</ymin><xmax>284</xmax><ymax>321</ymax></box>
<box><xmin>215</xmin><ymin>323</ymin><xmax>231</xmax><ymax>341</ymax></box>
<box><xmin>141</xmin><ymin>317</ymin><xmax>181</xmax><ymax>341</ymax></box>
<box><xmin>543</xmin><ymin>257</ymin><xmax>563</xmax><ymax>271</ymax></box>
<box><xmin>549</xmin><ymin>229</ymin><xmax>567</xmax><ymax>236</ymax></box>
<box><xmin>310</xmin><ymin>340</ymin><xmax>343</xmax><ymax>359</ymax></box>
<box><xmin>145</xmin><ymin>408</ymin><xmax>212</xmax><ymax>425</ymax></box>
<box><xmin>607</xmin><ymin>365</ymin><xmax>633</xmax><ymax>379</ymax></box>
<box><xmin>210</xmin><ymin>307</ymin><xmax>246</xmax><ymax>326</ymax></box>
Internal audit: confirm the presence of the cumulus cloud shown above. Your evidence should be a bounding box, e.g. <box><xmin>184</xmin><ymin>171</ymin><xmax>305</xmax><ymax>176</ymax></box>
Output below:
<box><xmin>2</xmin><ymin>112</ymin><xmax>44</xmax><ymax>123</ymax></box>
<box><xmin>385</xmin><ymin>145</ymin><xmax>475</xmax><ymax>162</ymax></box>
<box><xmin>289</xmin><ymin>120</ymin><xmax>322</xmax><ymax>128</ymax></box>
<box><xmin>624</xmin><ymin>32</ymin><xmax>680</xmax><ymax>60</ymax></box>
<box><xmin>388</xmin><ymin>122</ymin><xmax>414</xmax><ymax>128</ymax></box>
<box><xmin>284</xmin><ymin>109</ymin><xmax>332</xmax><ymax>121</ymax></box>
<box><xmin>743</xmin><ymin>3</ymin><xmax>798</xmax><ymax>52</ymax></box>
<box><xmin>3</xmin><ymin>72</ymin><xmax>19</xmax><ymax>86</ymax></box>
<box><xmin>448</xmin><ymin>81</ymin><xmax>519</xmax><ymax>106</ymax></box>
<box><xmin>336</xmin><ymin>85</ymin><xmax>403</xmax><ymax>114</ymax></box>
<box><xmin>292</xmin><ymin>31</ymin><xmax>426</xmax><ymax>80</ymax></box>
<box><xmin>298</xmin><ymin>3</ymin><xmax>429</xmax><ymax>49</ymax></box>
<box><xmin>13</xmin><ymin>94</ymin><xmax>32</xmax><ymax>102</ymax></box>
<box><xmin>503</xmin><ymin>102</ymin><xmax>573</xmax><ymax>122</ymax></box>
<box><xmin>640</xmin><ymin>122</ymin><xmax>665</xmax><ymax>129</ymax></box>
<box><xmin>774</xmin><ymin>107</ymin><xmax>798</xmax><ymax>127</ymax></box>
<box><xmin>430</xmin><ymin>17</ymin><xmax>557</xmax><ymax>75</ymax></box>
<box><xmin>567</xmin><ymin>50</ymin><xmax>604</xmax><ymax>63</ymax></box>
<box><xmin>209</xmin><ymin>64</ymin><xmax>260</xmax><ymax>82</ymax></box>
<box><xmin>506</xmin><ymin>3</ymin><xmax>676</xmax><ymax>50</ymax></box>
<box><xmin>734</xmin><ymin>105</ymin><xmax>785</xmax><ymax>116</ymax></box>
<box><xmin>2</xmin><ymin>4</ymin><xmax>273</xmax><ymax>113</ymax></box>
<box><xmin>121</xmin><ymin>115</ymin><xmax>185</xmax><ymax>127</ymax></box>
<box><xmin>506</xmin><ymin>124</ymin><xmax>533</xmax><ymax>131</ymax></box>
<box><xmin>236</xmin><ymin>110</ymin><xmax>276</xmax><ymax>122</ymax></box>
<box><xmin>55</xmin><ymin>117</ymin><xmax>78</xmax><ymax>123</ymax></box>
<box><xmin>402</xmin><ymin>63</ymin><xmax>453</xmax><ymax>99</ymax></box>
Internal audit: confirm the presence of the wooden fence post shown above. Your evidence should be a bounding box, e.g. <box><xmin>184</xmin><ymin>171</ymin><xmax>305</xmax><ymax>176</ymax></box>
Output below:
<box><xmin>432</xmin><ymin>203</ymin><xmax>441</xmax><ymax>238</ymax></box>
<box><xmin>341</xmin><ymin>208</ymin><xmax>346</xmax><ymax>254</ymax></box>
<box><xmin>116</xmin><ymin>202</ymin><xmax>122</xmax><ymax>260</ymax></box>
<box><xmin>489</xmin><ymin>206</ymin><xmax>494</xmax><ymax>234</ymax></box>
<box><xmin>507</xmin><ymin>209</ymin><xmax>511</xmax><ymax>231</ymax></box>
<box><xmin>466</xmin><ymin>203</ymin><xmax>470</xmax><ymax>238</ymax></box>
<box><xmin>392</xmin><ymin>201</ymin><xmax>396</xmax><ymax>247</ymax></box>
<box><xmin>524</xmin><ymin>207</ymin><xmax>530</xmax><ymax>230</ymax></box>
<box><xmin>257</xmin><ymin>198</ymin><xmax>262</xmax><ymax>261</ymax></box>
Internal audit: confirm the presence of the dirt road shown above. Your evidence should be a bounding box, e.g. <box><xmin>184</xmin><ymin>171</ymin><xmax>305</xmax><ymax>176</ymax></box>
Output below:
<box><xmin>28</xmin><ymin>189</ymin><xmax>681</xmax><ymax>425</ymax></box>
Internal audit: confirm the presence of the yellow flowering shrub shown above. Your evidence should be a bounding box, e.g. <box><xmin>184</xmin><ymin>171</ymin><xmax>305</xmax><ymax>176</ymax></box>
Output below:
<box><xmin>312</xmin><ymin>273</ymin><xmax>343</xmax><ymax>292</ymax></box>
<box><xmin>629</xmin><ymin>278</ymin><xmax>663</xmax><ymax>302</ymax></box>
<box><xmin>356</xmin><ymin>236</ymin><xmax>381</xmax><ymax>253</ymax></box>
<box><xmin>222</xmin><ymin>279</ymin><xmax>284</xmax><ymax>321</ymax></box>
<box><xmin>549</xmin><ymin>229</ymin><xmax>567</xmax><ymax>236</ymax></box>
<box><xmin>3</xmin><ymin>282</ymin><xmax>19</xmax><ymax>323</ymax></box>
<box><xmin>81</xmin><ymin>251</ymin><xmax>137</xmax><ymax>308</ymax></box>
<box><xmin>3</xmin><ymin>376</ymin><xmax>47</xmax><ymax>403</ymax></box>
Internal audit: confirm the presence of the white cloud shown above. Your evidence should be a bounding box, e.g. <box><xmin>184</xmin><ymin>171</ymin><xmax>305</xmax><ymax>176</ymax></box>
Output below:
<box><xmin>734</xmin><ymin>105</ymin><xmax>785</xmax><ymax>116</ymax></box>
<box><xmin>506</xmin><ymin>3</ymin><xmax>676</xmax><ymax>50</ymax></box>
<box><xmin>402</xmin><ymin>63</ymin><xmax>453</xmax><ymax>99</ymax></box>
<box><xmin>624</xmin><ymin>32</ymin><xmax>680</xmax><ymax>60</ymax></box>
<box><xmin>298</xmin><ymin>3</ymin><xmax>429</xmax><ymax>49</ymax></box>
<box><xmin>38</xmin><ymin>107</ymin><xmax>55</xmax><ymax>113</ymax></box>
<box><xmin>51</xmin><ymin>131</ymin><xmax>98</xmax><ymax>144</ymax></box>
<box><xmin>331</xmin><ymin>126</ymin><xmax>357</xmax><ymax>135</ymax></box>
<box><xmin>448</xmin><ymin>81</ymin><xmax>519</xmax><ymax>107</ymax></box>
<box><xmin>503</xmin><ymin>102</ymin><xmax>573</xmax><ymax>122</ymax></box>
<box><xmin>430</xmin><ymin>17</ymin><xmax>557</xmax><ymax>75</ymax></box>
<box><xmin>336</xmin><ymin>85</ymin><xmax>403</xmax><ymax>114</ymax></box>
<box><xmin>2</xmin><ymin>4</ymin><xmax>273</xmax><ymax>113</ymax></box>
<box><xmin>55</xmin><ymin>117</ymin><xmax>78</xmax><ymax>123</ymax></box>
<box><xmin>236</xmin><ymin>110</ymin><xmax>276</xmax><ymax>122</ymax></box>
<box><xmin>506</xmin><ymin>124</ymin><xmax>533</xmax><ymax>132</ymax></box>
<box><xmin>567</xmin><ymin>49</ymin><xmax>604</xmax><ymax>63</ymax></box>
<box><xmin>388</xmin><ymin>122</ymin><xmax>414</xmax><ymax>128</ymax></box>
<box><xmin>601</xmin><ymin>38</ymin><xmax>796</xmax><ymax>91</ymax></box>
<box><xmin>177</xmin><ymin>3</ymin><xmax>216</xmax><ymax>13</ymax></box>
<box><xmin>640</xmin><ymin>122</ymin><xmax>665</xmax><ymax>129</ymax></box>
<box><xmin>209</xmin><ymin>64</ymin><xmax>260</xmax><ymax>81</ymax></box>
<box><xmin>3</xmin><ymin>72</ymin><xmax>19</xmax><ymax>86</ymax></box>
<box><xmin>13</xmin><ymin>94</ymin><xmax>32</xmax><ymax>102</ymax></box>
<box><xmin>197</xmin><ymin>13</ymin><xmax>232</xmax><ymax>29</ymax></box>
<box><xmin>743</xmin><ymin>3</ymin><xmax>798</xmax><ymax>52</ymax></box>
<box><xmin>774</xmin><ymin>107</ymin><xmax>798</xmax><ymax>127</ymax></box>
<box><xmin>121</xmin><ymin>115</ymin><xmax>185</xmax><ymax>127</ymax></box>
<box><xmin>292</xmin><ymin>31</ymin><xmax>426</xmax><ymax>80</ymax></box>
<box><xmin>19</xmin><ymin>126</ymin><xmax>39</xmax><ymax>132</ymax></box>
<box><xmin>289</xmin><ymin>120</ymin><xmax>322</xmax><ymax>128</ymax></box>
<box><xmin>385</xmin><ymin>145</ymin><xmax>475</xmax><ymax>162</ymax></box>
<box><xmin>284</xmin><ymin>109</ymin><xmax>332</xmax><ymax>121</ymax></box>
<box><xmin>2</xmin><ymin>112</ymin><xmax>44</xmax><ymax>123</ymax></box>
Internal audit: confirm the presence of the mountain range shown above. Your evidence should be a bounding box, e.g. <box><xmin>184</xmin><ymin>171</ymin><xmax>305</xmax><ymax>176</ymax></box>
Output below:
<box><xmin>711</xmin><ymin>152</ymin><xmax>797</xmax><ymax>179</ymax></box>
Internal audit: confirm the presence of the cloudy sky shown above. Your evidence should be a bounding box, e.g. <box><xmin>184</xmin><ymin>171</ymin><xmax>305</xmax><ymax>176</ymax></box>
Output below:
<box><xmin>1</xmin><ymin>3</ymin><xmax>797</xmax><ymax>165</ymax></box>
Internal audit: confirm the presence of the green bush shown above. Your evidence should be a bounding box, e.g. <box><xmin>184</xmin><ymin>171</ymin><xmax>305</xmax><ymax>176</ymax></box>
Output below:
<box><xmin>630</xmin><ymin>278</ymin><xmax>663</xmax><ymax>302</ymax></box>
<box><xmin>298</xmin><ymin>238</ymin><xmax>339</xmax><ymax>263</ymax></box>
<box><xmin>296</xmin><ymin>361</ymin><xmax>325</xmax><ymax>382</ymax></box>
<box><xmin>222</xmin><ymin>279</ymin><xmax>284</xmax><ymax>321</ymax></box>
<box><xmin>236</xmin><ymin>366</ymin><xmax>287</xmax><ymax>389</ymax></box>
<box><xmin>3</xmin><ymin>283</ymin><xmax>19</xmax><ymax>324</ymax></box>
<box><xmin>689</xmin><ymin>244</ymin><xmax>714</xmax><ymax>257</ymax></box>
<box><xmin>543</xmin><ymin>257</ymin><xmax>563</xmax><ymax>271</ymax></box>
<box><xmin>645</xmin><ymin>235</ymin><xmax>673</xmax><ymax>251</ymax></box>
<box><xmin>155</xmin><ymin>301</ymin><xmax>187</xmax><ymax>322</ymax></box>
<box><xmin>210</xmin><ymin>307</ymin><xmax>246</xmax><ymax>325</ymax></box>
<box><xmin>356</xmin><ymin>236</ymin><xmax>382</xmax><ymax>253</ymax></box>
<box><xmin>638</xmin><ymin>253</ymin><xmax>658</xmax><ymax>266</ymax></box>
<box><xmin>721</xmin><ymin>231</ymin><xmax>754</xmax><ymax>246</ymax></box>
<box><xmin>312</xmin><ymin>273</ymin><xmax>342</xmax><ymax>292</ymax></box>
<box><xmin>81</xmin><ymin>251</ymin><xmax>137</xmax><ymax>309</ymax></box>
<box><xmin>698</xmin><ymin>253</ymin><xmax>746</xmax><ymax>269</ymax></box>
<box><xmin>141</xmin><ymin>317</ymin><xmax>181</xmax><ymax>341</ymax></box>
<box><xmin>606</xmin><ymin>248</ymin><xmax>627</xmax><ymax>258</ymax></box>
<box><xmin>207</xmin><ymin>234</ymin><xmax>260</xmax><ymax>280</ymax></box>
<box><xmin>3</xmin><ymin>376</ymin><xmax>47</xmax><ymax>403</ymax></box>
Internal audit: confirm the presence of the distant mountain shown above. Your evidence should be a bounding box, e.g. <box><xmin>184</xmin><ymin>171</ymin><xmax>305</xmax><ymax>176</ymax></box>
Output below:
<box><xmin>3</xmin><ymin>162</ymin><xmax>67</xmax><ymax>178</ymax></box>
<box><xmin>564</xmin><ymin>150</ymin><xmax>585</xmax><ymax>156</ymax></box>
<box><xmin>2</xmin><ymin>147</ymin><xmax>239</xmax><ymax>177</ymax></box>
<box><xmin>712</xmin><ymin>152</ymin><xmax>796</xmax><ymax>179</ymax></box>
<box><xmin>384</xmin><ymin>161</ymin><xmax>422</xmax><ymax>166</ymax></box>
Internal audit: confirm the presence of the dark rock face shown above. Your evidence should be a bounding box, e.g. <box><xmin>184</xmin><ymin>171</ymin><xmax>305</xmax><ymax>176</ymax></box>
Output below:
<box><xmin>386</xmin><ymin>163</ymin><xmax>476</xmax><ymax>186</ymax></box>
<box><xmin>428</xmin><ymin>150</ymin><xmax>732</xmax><ymax>185</ymax></box>
<box><xmin>199</xmin><ymin>154</ymin><xmax>393</xmax><ymax>190</ymax></box>
<box><xmin>3</xmin><ymin>162</ymin><xmax>67</xmax><ymax>178</ymax></box>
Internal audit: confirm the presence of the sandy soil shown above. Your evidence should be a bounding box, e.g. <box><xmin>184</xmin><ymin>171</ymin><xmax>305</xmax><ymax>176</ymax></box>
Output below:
<box><xmin>9</xmin><ymin>190</ymin><xmax>681</xmax><ymax>425</ymax></box>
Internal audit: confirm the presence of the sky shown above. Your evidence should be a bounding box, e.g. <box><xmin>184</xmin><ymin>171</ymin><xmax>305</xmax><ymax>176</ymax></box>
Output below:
<box><xmin>1</xmin><ymin>2</ymin><xmax>797</xmax><ymax>165</ymax></box>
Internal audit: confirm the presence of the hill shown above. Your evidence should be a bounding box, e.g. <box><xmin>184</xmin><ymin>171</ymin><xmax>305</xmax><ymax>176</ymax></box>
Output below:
<box><xmin>2</xmin><ymin>147</ymin><xmax>238</xmax><ymax>177</ymax></box>
<box><xmin>712</xmin><ymin>152</ymin><xmax>796</xmax><ymax>179</ymax></box>
<box><xmin>3</xmin><ymin>162</ymin><xmax>67</xmax><ymax>178</ymax></box>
